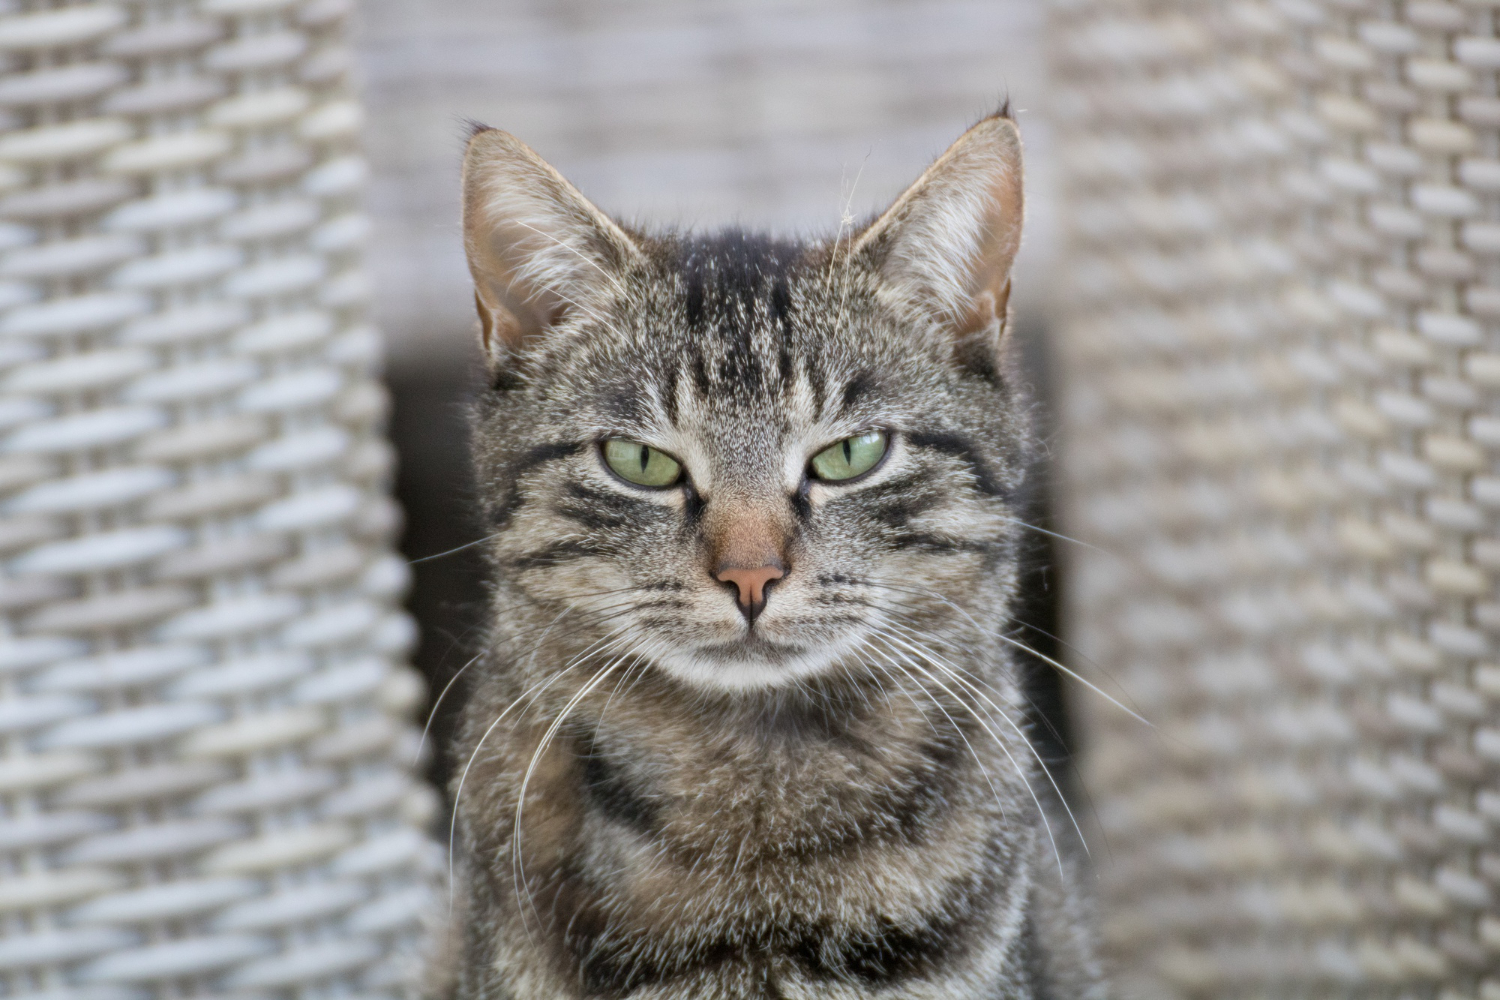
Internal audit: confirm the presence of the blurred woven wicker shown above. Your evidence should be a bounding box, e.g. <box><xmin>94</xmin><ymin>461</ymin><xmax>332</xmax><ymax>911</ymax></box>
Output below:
<box><xmin>0</xmin><ymin>1</ymin><xmax>436</xmax><ymax>998</ymax></box>
<box><xmin>1052</xmin><ymin>1</ymin><xmax>1500</xmax><ymax>997</ymax></box>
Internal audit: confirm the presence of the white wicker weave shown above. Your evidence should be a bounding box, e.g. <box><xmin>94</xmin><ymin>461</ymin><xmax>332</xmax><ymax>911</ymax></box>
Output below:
<box><xmin>0</xmin><ymin>1</ymin><xmax>436</xmax><ymax>998</ymax></box>
<box><xmin>1053</xmin><ymin>1</ymin><xmax>1499</xmax><ymax>998</ymax></box>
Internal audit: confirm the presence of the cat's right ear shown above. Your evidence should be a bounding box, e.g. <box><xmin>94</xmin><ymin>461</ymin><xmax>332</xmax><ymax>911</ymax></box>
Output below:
<box><xmin>461</xmin><ymin>127</ymin><xmax>640</xmax><ymax>367</ymax></box>
<box><xmin>852</xmin><ymin>113</ymin><xmax>1023</xmax><ymax>361</ymax></box>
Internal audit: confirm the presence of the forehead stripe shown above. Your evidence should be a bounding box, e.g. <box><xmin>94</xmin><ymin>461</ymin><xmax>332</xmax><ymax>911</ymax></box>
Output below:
<box><xmin>839</xmin><ymin>372</ymin><xmax>876</xmax><ymax>415</ymax></box>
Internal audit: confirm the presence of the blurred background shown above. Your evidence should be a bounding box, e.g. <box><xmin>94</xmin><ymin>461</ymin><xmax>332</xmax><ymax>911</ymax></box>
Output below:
<box><xmin>7</xmin><ymin>1</ymin><xmax>1499</xmax><ymax>995</ymax></box>
<box><xmin>353</xmin><ymin>0</ymin><xmax>1066</xmax><ymax>789</ymax></box>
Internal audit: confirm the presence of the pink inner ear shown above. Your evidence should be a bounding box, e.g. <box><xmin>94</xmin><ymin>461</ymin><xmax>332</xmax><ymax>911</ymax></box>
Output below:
<box><xmin>474</xmin><ymin>291</ymin><xmax>499</xmax><ymax>355</ymax></box>
<box><xmin>957</xmin><ymin>288</ymin><xmax>1001</xmax><ymax>339</ymax></box>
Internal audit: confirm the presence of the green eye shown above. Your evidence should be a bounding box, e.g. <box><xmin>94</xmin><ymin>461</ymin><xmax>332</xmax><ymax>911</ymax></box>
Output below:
<box><xmin>810</xmin><ymin>430</ymin><xmax>888</xmax><ymax>482</ymax></box>
<box><xmin>603</xmin><ymin>439</ymin><xmax>683</xmax><ymax>488</ymax></box>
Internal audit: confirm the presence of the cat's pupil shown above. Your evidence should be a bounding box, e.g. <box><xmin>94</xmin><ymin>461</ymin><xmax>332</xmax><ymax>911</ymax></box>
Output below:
<box><xmin>639</xmin><ymin>446</ymin><xmax>650</xmax><ymax>473</ymax></box>
<box><xmin>842</xmin><ymin>439</ymin><xmax>852</xmax><ymax>464</ymax></box>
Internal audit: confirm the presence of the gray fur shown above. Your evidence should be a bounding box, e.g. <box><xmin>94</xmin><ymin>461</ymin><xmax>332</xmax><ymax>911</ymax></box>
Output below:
<box><xmin>439</xmin><ymin>115</ymin><xmax>1106</xmax><ymax>999</ymax></box>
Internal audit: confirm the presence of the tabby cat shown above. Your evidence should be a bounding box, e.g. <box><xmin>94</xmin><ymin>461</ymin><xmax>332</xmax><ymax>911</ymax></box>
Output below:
<box><xmin>440</xmin><ymin>112</ymin><xmax>1105</xmax><ymax>999</ymax></box>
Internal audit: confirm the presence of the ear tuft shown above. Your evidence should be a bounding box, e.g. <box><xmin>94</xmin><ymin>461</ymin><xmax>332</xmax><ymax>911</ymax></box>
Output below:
<box><xmin>461</xmin><ymin>128</ymin><xmax>639</xmax><ymax>368</ymax></box>
<box><xmin>854</xmin><ymin>114</ymin><xmax>1024</xmax><ymax>357</ymax></box>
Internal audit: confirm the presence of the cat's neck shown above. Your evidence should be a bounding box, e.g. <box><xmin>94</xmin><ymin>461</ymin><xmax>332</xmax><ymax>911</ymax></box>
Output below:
<box><xmin>473</xmin><ymin>644</ymin><xmax>1031</xmax><ymax>866</ymax></box>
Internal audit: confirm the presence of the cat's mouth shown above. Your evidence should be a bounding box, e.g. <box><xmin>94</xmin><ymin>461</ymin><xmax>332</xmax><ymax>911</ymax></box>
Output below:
<box><xmin>648</xmin><ymin>631</ymin><xmax>840</xmax><ymax>693</ymax></box>
<box><xmin>694</xmin><ymin>633</ymin><xmax>807</xmax><ymax>663</ymax></box>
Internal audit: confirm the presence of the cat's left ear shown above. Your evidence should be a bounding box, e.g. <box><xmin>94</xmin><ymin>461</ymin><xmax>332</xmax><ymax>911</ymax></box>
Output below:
<box><xmin>854</xmin><ymin>112</ymin><xmax>1023</xmax><ymax>361</ymax></box>
<box><xmin>461</xmin><ymin>126</ymin><xmax>641</xmax><ymax>367</ymax></box>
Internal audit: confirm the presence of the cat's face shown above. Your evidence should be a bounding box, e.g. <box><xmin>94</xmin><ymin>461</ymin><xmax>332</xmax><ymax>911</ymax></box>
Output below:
<box><xmin>463</xmin><ymin>118</ymin><xmax>1027</xmax><ymax>693</ymax></box>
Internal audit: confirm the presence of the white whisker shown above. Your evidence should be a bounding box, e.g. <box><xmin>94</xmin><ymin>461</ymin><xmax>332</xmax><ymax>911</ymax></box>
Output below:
<box><xmin>1000</xmin><ymin>515</ymin><xmax>1104</xmax><ymax>553</ymax></box>
<box><xmin>866</xmin><ymin>578</ymin><xmax>1149</xmax><ymax>727</ymax></box>
<box><xmin>408</xmin><ymin>531</ymin><xmax>501</xmax><ymax>564</ymax></box>
<box><xmin>866</xmin><ymin>628</ymin><xmax>1066</xmax><ymax>881</ymax></box>
<box><xmin>876</xmin><ymin>619</ymin><xmax>1089</xmax><ymax>863</ymax></box>
<box><xmin>861</xmin><ymin>640</ymin><xmax>1012</xmax><ymax>825</ymax></box>
<box><xmin>447</xmin><ymin>620</ymin><xmax>634</xmax><ymax>914</ymax></box>
<box><xmin>415</xmin><ymin>605</ymin><xmax>575</xmax><ymax>766</ymax></box>
<box><xmin>512</xmin><ymin>650</ymin><xmax>630</xmax><ymax>932</ymax></box>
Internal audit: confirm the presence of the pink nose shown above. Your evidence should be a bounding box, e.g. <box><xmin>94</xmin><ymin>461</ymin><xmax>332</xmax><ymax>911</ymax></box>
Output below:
<box><xmin>715</xmin><ymin>563</ymin><xmax>784</xmax><ymax>617</ymax></box>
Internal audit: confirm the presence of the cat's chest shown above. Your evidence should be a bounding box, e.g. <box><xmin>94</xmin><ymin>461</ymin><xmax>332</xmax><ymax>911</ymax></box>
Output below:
<box><xmin>508</xmin><ymin>735</ymin><xmax>1016</xmax><ymax>1000</ymax></box>
<box><xmin>549</xmin><ymin>718</ymin><xmax>996</xmax><ymax>905</ymax></box>
<box><xmin>575</xmin><ymin>706</ymin><xmax>967</xmax><ymax>837</ymax></box>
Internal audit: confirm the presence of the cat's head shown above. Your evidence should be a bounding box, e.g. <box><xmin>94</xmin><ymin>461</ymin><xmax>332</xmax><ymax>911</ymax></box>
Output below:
<box><xmin>461</xmin><ymin>115</ymin><xmax>1029</xmax><ymax>693</ymax></box>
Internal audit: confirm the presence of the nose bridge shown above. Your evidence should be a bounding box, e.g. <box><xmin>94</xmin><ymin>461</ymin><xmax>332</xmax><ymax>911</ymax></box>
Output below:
<box><xmin>705</xmin><ymin>493</ymin><xmax>788</xmax><ymax>569</ymax></box>
<box><xmin>701</xmin><ymin>421</ymin><xmax>789</xmax><ymax>560</ymax></box>
<box><xmin>707</xmin><ymin>494</ymin><xmax>789</xmax><ymax>618</ymax></box>
<box><xmin>700</xmin><ymin>421</ymin><xmax>793</xmax><ymax>619</ymax></box>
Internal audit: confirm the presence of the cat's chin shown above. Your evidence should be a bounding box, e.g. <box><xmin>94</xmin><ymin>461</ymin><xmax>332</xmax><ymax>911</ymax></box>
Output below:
<box><xmin>654</xmin><ymin>636</ymin><xmax>852</xmax><ymax>693</ymax></box>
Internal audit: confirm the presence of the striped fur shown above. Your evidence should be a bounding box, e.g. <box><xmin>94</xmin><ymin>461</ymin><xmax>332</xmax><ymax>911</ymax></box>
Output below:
<box><xmin>441</xmin><ymin>115</ymin><xmax>1106</xmax><ymax>999</ymax></box>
